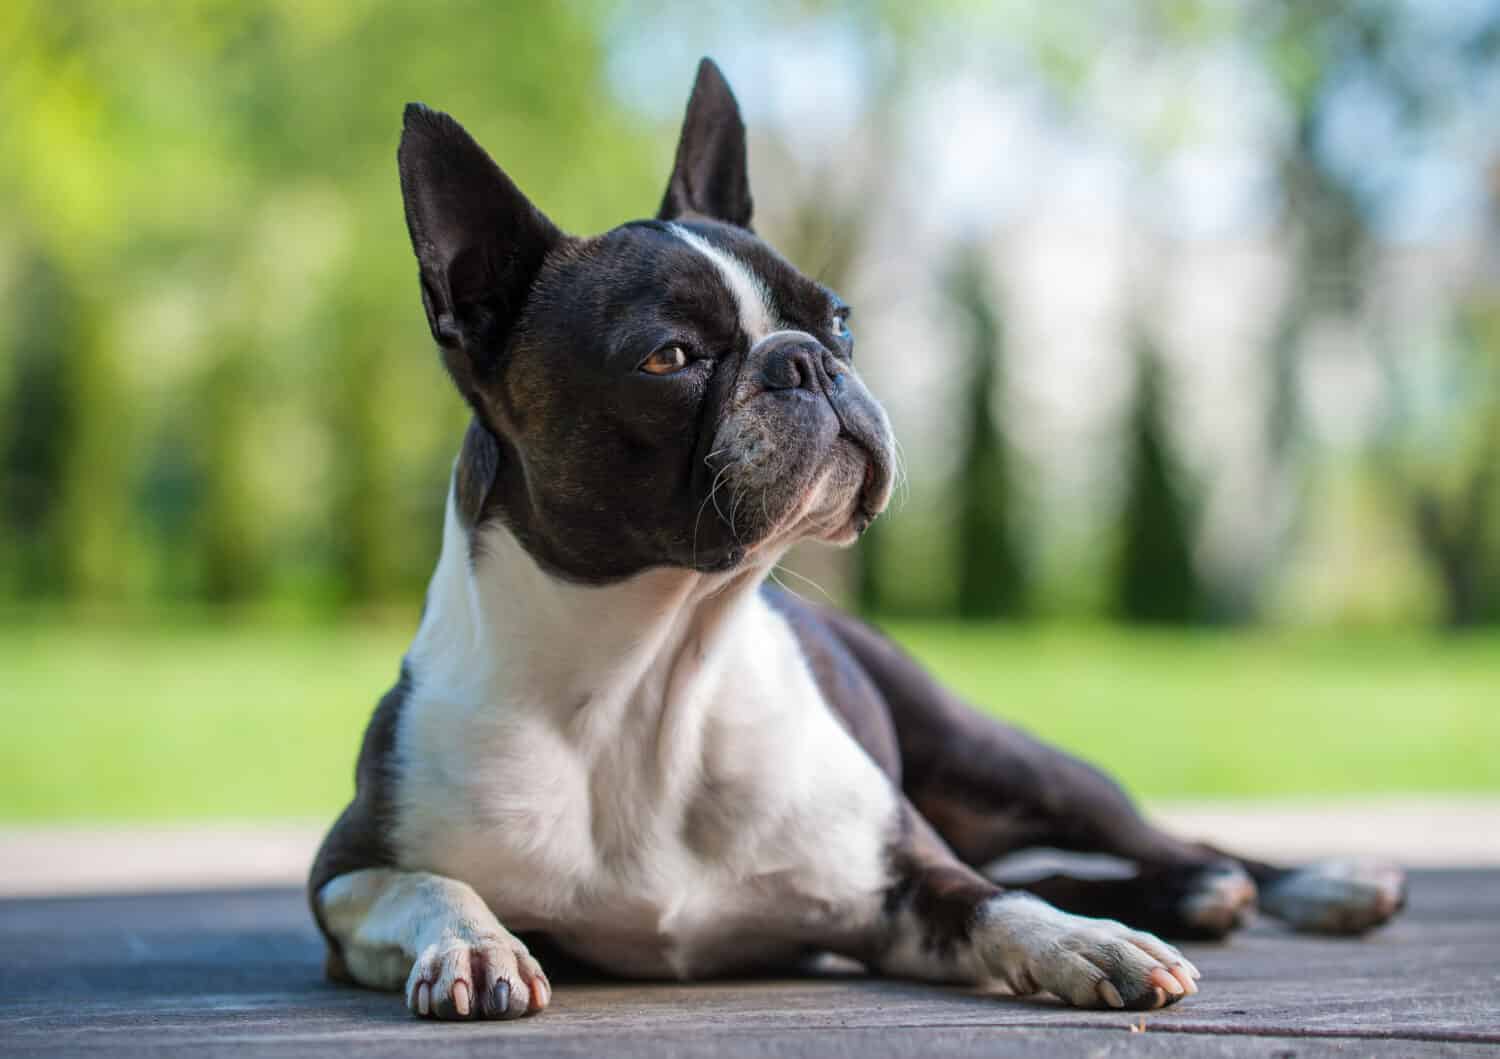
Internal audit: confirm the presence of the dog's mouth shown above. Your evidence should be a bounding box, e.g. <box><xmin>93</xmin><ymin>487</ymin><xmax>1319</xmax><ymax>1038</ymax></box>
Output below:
<box><xmin>853</xmin><ymin>435</ymin><xmax>893</xmax><ymax>527</ymax></box>
<box><xmin>822</xmin><ymin>434</ymin><xmax>892</xmax><ymax>544</ymax></box>
<box><xmin>695</xmin><ymin>371</ymin><xmax>896</xmax><ymax>564</ymax></box>
<box><xmin>768</xmin><ymin>433</ymin><xmax>894</xmax><ymax>550</ymax></box>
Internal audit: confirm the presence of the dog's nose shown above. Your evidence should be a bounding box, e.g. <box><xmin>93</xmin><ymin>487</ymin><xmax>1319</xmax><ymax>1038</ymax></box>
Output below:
<box><xmin>757</xmin><ymin>331</ymin><xmax>837</xmax><ymax>393</ymax></box>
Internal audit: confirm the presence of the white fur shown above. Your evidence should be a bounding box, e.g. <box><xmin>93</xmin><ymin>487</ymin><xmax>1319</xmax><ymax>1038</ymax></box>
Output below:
<box><xmin>331</xmin><ymin>488</ymin><xmax>897</xmax><ymax>980</ymax></box>
<box><xmin>320</xmin><ymin>868</ymin><xmax>545</xmax><ymax>1017</ymax></box>
<box><xmin>317</xmin><ymin>488</ymin><xmax>1198</xmax><ymax>1009</ymax></box>
<box><xmin>870</xmin><ymin>891</ymin><xmax>1195</xmax><ymax>1008</ymax></box>
<box><xmin>669</xmin><ymin>223</ymin><xmax>779</xmax><ymax>342</ymax></box>
<box><xmin>970</xmin><ymin>893</ymin><xmax>1194</xmax><ymax>1006</ymax></box>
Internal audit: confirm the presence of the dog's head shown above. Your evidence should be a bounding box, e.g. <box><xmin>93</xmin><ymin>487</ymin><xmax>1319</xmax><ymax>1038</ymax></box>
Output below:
<box><xmin>400</xmin><ymin>59</ymin><xmax>894</xmax><ymax>582</ymax></box>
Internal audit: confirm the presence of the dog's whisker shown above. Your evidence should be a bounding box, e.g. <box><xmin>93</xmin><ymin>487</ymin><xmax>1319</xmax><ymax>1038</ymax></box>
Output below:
<box><xmin>717</xmin><ymin>476</ymin><xmax>744</xmax><ymax>548</ymax></box>
<box><xmin>728</xmin><ymin>483</ymin><xmax>749</xmax><ymax>547</ymax></box>
<box><xmin>772</xmin><ymin>562</ymin><xmax>836</xmax><ymax>605</ymax></box>
<box><xmin>890</xmin><ymin>436</ymin><xmax>913</xmax><ymax>513</ymax></box>
<box><xmin>693</xmin><ymin>459</ymin><xmax>738</xmax><ymax>566</ymax></box>
<box><xmin>766</xmin><ymin>568</ymin><xmax>812</xmax><ymax>606</ymax></box>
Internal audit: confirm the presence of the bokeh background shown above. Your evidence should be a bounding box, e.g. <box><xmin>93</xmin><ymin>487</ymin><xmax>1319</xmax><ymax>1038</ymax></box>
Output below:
<box><xmin>2</xmin><ymin>0</ymin><xmax>1498</xmax><ymax>823</ymax></box>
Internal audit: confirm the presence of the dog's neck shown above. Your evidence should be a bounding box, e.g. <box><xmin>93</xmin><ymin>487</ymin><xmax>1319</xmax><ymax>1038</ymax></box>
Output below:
<box><xmin>408</xmin><ymin>482</ymin><xmax>779</xmax><ymax>722</ymax></box>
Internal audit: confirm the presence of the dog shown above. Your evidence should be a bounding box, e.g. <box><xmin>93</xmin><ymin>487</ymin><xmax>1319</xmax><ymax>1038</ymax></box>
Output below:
<box><xmin>309</xmin><ymin>58</ymin><xmax>1406</xmax><ymax>1021</ymax></box>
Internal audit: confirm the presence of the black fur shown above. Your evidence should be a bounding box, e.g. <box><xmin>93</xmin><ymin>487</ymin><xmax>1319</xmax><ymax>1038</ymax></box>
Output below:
<box><xmin>398</xmin><ymin>104</ymin><xmax>561</xmax><ymax>416</ymax></box>
<box><xmin>396</xmin><ymin>70</ymin><xmax>880</xmax><ymax>583</ymax></box>
<box><xmin>659</xmin><ymin>59</ymin><xmax>754</xmax><ymax>228</ymax></box>
<box><xmin>307</xmin><ymin>662</ymin><xmax>411</xmax><ymax>981</ymax></box>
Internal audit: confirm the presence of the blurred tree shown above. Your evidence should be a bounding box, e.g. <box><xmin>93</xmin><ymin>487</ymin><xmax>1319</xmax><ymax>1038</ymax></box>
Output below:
<box><xmin>135</xmin><ymin>417</ymin><xmax>207</xmax><ymax>601</ymax></box>
<box><xmin>947</xmin><ymin>245</ymin><xmax>1027</xmax><ymax>619</ymax></box>
<box><xmin>1113</xmin><ymin>333</ymin><xmax>1202</xmax><ymax>624</ymax></box>
<box><xmin>1225</xmin><ymin>1</ymin><xmax>1386</xmax><ymax>624</ymax></box>
<box><xmin>1391</xmin><ymin>296</ymin><xmax>1500</xmax><ymax>629</ymax></box>
<box><xmin>194</xmin><ymin>340</ymin><xmax>265</xmax><ymax>603</ymax></box>
<box><xmin>0</xmin><ymin>254</ymin><xmax>78</xmax><ymax>598</ymax></box>
<box><xmin>5</xmin><ymin>0</ymin><xmax>1499</xmax><ymax>626</ymax></box>
<box><xmin>323</xmin><ymin>302</ymin><xmax>400</xmax><ymax>607</ymax></box>
<box><xmin>1248</xmin><ymin>0</ymin><xmax>1500</xmax><ymax>626</ymax></box>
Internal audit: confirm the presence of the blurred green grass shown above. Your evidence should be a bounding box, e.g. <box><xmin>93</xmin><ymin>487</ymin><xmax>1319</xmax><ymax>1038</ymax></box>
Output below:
<box><xmin>2</xmin><ymin>619</ymin><xmax>1497</xmax><ymax>822</ymax></box>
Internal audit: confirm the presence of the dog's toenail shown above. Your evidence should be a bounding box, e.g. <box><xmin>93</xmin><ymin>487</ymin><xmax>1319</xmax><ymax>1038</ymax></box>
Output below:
<box><xmin>1150</xmin><ymin>968</ymin><xmax>1184</xmax><ymax>996</ymax></box>
<box><xmin>1098</xmin><ymin>980</ymin><xmax>1124</xmax><ymax>1008</ymax></box>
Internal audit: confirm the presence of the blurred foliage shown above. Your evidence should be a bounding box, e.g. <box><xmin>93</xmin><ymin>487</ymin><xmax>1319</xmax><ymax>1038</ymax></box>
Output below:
<box><xmin>1245</xmin><ymin>0</ymin><xmax>1500</xmax><ymax>625</ymax></box>
<box><xmin>3</xmin><ymin>1</ymin><xmax>1500</xmax><ymax>825</ymax></box>
<box><xmin>0</xmin><ymin>0</ymin><xmax>662</xmax><ymax>609</ymax></box>
<box><xmin>0</xmin><ymin>0</ymin><xmax>1498</xmax><ymax>628</ymax></box>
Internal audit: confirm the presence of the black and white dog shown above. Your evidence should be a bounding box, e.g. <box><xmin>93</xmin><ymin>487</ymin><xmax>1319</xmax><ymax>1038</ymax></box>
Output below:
<box><xmin>310</xmin><ymin>59</ymin><xmax>1405</xmax><ymax>1021</ymax></box>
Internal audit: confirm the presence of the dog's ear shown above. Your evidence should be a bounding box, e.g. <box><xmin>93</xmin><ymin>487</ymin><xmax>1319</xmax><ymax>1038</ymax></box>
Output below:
<box><xmin>399</xmin><ymin>103</ymin><xmax>562</xmax><ymax>406</ymax></box>
<box><xmin>657</xmin><ymin>58</ymin><xmax>753</xmax><ymax>229</ymax></box>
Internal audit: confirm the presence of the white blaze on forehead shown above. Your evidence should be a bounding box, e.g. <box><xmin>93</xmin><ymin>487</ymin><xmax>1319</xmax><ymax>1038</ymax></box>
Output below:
<box><xmin>668</xmin><ymin>223</ymin><xmax>778</xmax><ymax>341</ymax></box>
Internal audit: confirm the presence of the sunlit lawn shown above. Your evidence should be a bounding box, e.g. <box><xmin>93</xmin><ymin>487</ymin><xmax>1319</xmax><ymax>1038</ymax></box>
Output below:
<box><xmin>2</xmin><ymin>617</ymin><xmax>1497</xmax><ymax>821</ymax></box>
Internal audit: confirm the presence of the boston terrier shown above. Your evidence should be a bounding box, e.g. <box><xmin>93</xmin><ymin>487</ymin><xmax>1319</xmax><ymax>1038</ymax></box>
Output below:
<box><xmin>309</xmin><ymin>58</ymin><xmax>1406</xmax><ymax>1021</ymax></box>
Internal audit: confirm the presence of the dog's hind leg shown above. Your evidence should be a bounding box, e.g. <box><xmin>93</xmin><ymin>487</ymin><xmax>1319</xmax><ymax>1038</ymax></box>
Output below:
<box><xmin>1219</xmin><ymin>852</ymin><xmax>1408</xmax><ymax>935</ymax></box>
<box><xmin>818</xmin><ymin>608</ymin><xmax>1404</xmax><ymax>939</ymax></box>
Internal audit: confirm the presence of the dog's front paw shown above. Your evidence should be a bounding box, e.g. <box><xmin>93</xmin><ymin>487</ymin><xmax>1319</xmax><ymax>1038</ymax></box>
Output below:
<box><xmin>1259</xmin><ymin>859</ymin><xmax>1406</xmax><ymax>934</ymax></box>
<box><xmin>976</xmin><ymin>894</ymin><xmax>1199</xmax><ymax>1010</ymax></box>
<box><xmin>404</xmin><ymin>931</ymin><xmax>551</xmax><ymax>1021</ymax></box>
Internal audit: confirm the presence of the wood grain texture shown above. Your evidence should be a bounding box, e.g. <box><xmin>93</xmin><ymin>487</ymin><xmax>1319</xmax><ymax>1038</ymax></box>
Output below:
<box><xmin>1</xmin><ymin>870</ymin><xmax>1496</xmax><ymax>1057</ymax></box>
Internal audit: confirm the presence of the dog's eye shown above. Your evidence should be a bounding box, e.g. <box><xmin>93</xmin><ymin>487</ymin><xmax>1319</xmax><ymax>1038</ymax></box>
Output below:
<box><xmin>830</xmin><ymin>310</ymin><xmax>851</xmax><ymax>340</ymax></box>
<box><xmin>641</xmin><ymin>345</ymin><xmax>690</xmax><ymax>375</ymax></box>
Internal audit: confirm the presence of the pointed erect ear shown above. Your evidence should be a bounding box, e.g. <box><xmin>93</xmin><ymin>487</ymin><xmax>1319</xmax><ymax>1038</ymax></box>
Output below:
<box><xmin>398</xmin><ymin>103</ymin><xmax>562</xmax><ymax>404</ymax></box>
<box><xmin>657</xmin><ymin>58</ymin><xmax>753</xmax><ymax>229</ymax></box>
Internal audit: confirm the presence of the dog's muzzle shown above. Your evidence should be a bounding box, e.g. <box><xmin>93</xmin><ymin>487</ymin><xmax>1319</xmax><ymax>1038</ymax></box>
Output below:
<box><xmin>749</xmin><ymin>329</ymin><xmax>894</xmax><ymax>523</ymax></box>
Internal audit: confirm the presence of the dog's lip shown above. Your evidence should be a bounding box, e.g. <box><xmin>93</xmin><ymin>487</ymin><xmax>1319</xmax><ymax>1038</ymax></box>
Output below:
<box><xmin>857</xmin><ymin>462</ymin><xmax>878</xmax><ymax>524</ymax></box>
<box><xmin>844</xmin><ymin>433</ymin><xmax>892</xmax><ymax>529</ymax></box>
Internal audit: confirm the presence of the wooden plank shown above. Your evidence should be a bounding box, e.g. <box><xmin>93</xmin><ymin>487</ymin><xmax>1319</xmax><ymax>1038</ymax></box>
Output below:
<box><xmin>1</xmin><ymin>871</ymin><xmax>1496</xmax><ymax>1056</ymax></box>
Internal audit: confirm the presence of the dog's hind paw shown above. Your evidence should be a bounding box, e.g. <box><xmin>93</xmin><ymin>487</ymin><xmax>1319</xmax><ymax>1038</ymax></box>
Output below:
<box><xmin>1258</xmin><ymin>859</ymin><xmax>1406</xmax><ymax>935</ymax></box>
<box><xmin>405</xmin><ymin>931</ymin><xmax>551</xmax><ymax>1021</ymax></box>
<box><xmin>1172</xmin><ymin>862</ymin><xmax>1259</xmax><ymax>939</ymax></box>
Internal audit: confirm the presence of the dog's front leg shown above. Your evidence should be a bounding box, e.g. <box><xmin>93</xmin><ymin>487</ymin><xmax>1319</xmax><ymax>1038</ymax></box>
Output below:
<box><xmin>869</xmin><ymin>816</ymin><xmax>1200</xmax><ymax>1010</ymax></box>
<box><xmin>316</xmin><ymin>869</ymin><xmax>550</xmax><ymax>1020</ymax></box>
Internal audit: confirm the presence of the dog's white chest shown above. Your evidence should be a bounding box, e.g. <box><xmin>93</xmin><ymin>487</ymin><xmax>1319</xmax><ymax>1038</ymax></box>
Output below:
<box><xmin>390</xmin><ymin>590</ymin><xmax>896</xmax><ymax>978</ymax></box>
